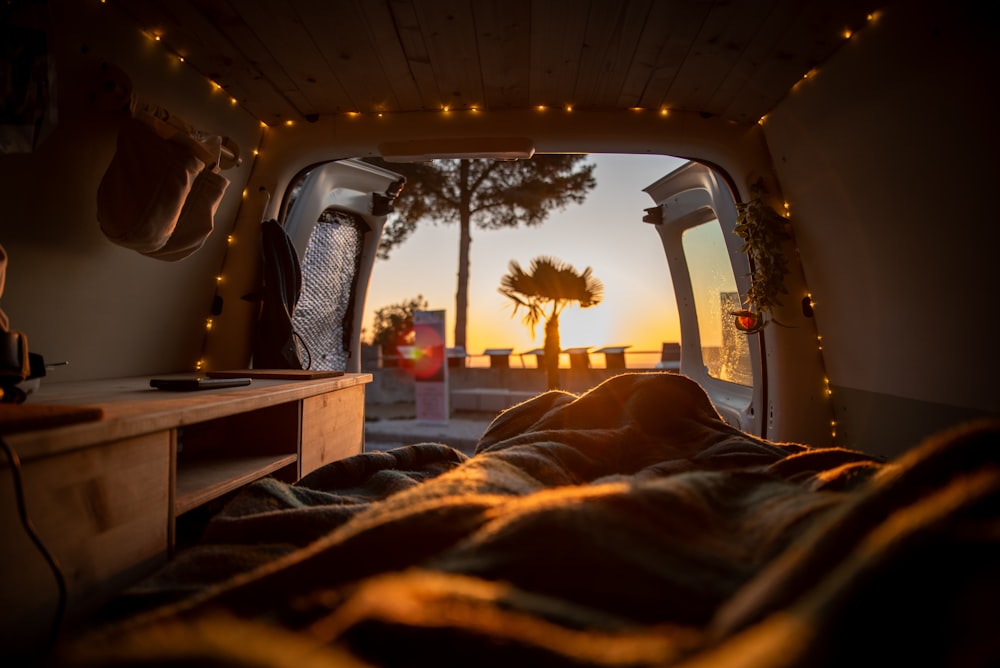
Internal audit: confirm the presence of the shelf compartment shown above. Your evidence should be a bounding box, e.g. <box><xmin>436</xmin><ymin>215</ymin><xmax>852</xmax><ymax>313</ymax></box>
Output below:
<box><xmin>175</xmin><ymin>454</ymin><xmax>297</xmax><ymax>514</ymax></box>
<box><xmin>173</xmin><ymin>401</ymin><xmax>301</xmax><ymax>514</ymax></box>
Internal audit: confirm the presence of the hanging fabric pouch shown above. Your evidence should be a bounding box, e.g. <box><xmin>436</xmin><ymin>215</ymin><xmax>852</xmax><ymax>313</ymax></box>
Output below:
<box><xmin>141</xmin><ymin>167</ymin><xmax>229</xmax><ymax>262</ymax></box>
<box><xmin>97</xmin><ymin>112</ymin><xmax>205</xmax><ymax>253</ymax></box>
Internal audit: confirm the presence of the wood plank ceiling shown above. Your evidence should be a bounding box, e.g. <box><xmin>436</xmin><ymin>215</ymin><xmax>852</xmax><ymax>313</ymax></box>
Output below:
<box><xmin>108</xmin><ymin>0</ymin><xmax>878</xmax><ymax>128</ymax></box>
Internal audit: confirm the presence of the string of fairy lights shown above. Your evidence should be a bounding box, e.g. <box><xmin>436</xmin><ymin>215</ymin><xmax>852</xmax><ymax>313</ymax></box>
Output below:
<box><xmin>115</xmin><ymin>0</ymin><xmax>881</xmax><ymax>131</ymax></box>
<box><xmin>110</xmin><ymin>0</ymin><xmax>882</xmax><ymax>442</ymax></box>
<box><xmin>97</xmin><ymin>0</ymin><xmax>271</xmax><ymax>373</ymax></box>
<box><xmin>754</xmin><ymin>11</ymin><xmax>883</xmax><ymax>442</ymax></box>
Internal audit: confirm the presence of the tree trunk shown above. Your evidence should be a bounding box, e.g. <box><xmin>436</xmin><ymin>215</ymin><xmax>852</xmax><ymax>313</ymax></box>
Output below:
<box><xmin>455</xmin><ymin>160</ymin><xmax>472</xmax><ymax>350</ymax></box>
<box><xmin>543</xmin><ymin>315</ymin><xmax>561</xmax><ymax>390</ymax></box>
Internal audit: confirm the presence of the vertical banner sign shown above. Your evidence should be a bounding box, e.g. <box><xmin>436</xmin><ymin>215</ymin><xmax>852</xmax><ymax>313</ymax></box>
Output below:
<box><xmin>413</xmin><ymin>310</ymin><xmax>448</xmax><ymax>424</ymax></box>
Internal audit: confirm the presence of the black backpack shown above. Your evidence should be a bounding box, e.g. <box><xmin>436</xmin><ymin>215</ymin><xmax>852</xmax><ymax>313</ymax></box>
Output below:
<box><xmin>251</xmin><ymin>219</ymin><xmax>304</xmax><ymax>369</ymax></box>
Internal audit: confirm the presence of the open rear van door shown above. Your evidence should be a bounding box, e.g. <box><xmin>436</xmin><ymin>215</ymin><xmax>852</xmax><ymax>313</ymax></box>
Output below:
<box><xmin>271</xmin><ymin>159</ymin><xmax>404</xmax><ymax>373</ymax></box>
<box><xmin>645</xmin><ymin>162</ymin><xmax>836</xmax><ymax>445</ymax></box>
<box><xmin>644</xmin><ymin>163</ymin><xmax>763</xmax><ymax>436</ymax></box>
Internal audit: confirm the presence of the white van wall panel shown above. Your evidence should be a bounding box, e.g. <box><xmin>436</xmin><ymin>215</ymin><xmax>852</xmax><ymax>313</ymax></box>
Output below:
<box><xmin>0</xmin><ymin>0</ymin><xmax>262</xmax><ymax>382</ymax></box>
<box><xmin>763</xmin><ymin>4</ymin><xmax>999</xmax><ymax>452</ymax></box>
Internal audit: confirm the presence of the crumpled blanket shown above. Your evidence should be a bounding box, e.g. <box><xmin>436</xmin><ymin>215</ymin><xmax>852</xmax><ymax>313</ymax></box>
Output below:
<box><xmin>55</xmin><ymin>373</ymin><xmax>1000</xmax><ymax>668</ymax></box>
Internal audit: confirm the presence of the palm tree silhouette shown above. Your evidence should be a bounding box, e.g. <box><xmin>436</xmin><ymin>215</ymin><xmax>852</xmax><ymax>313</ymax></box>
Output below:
<box><xmin>499</xmin><ymin>256</ymin><xmax>604</xmax><ymax>390</ymax></box>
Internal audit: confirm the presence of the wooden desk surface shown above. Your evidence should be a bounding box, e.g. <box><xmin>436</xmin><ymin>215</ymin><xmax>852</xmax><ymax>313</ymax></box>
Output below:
<box><xmin>4</xmin><ymin>373</ymin><xmax>371</xmax><ymax>460</ymax></box>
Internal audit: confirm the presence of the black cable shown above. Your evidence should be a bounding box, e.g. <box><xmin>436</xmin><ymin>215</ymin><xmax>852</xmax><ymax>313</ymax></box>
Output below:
<box><xmin>0</xmin><ymin>434</ymin><xmax>67</xmax><ymax>648</ymax></box>
<box><xmin>293</xmin><ymin>329</ymin><xmax>313</xmax><ymax>369</ymax></box>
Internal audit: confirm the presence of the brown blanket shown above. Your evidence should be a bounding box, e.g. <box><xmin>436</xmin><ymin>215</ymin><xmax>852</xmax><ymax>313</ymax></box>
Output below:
<box><xmin>55</xmin><ymin>373</ymin><xmax>1000</xmax><ymax>667</ymax></box>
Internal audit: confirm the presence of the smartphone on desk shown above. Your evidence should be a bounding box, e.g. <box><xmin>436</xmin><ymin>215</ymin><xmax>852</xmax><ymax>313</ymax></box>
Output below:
<box><xmin>150</xmin><ymin>376</ymin><xmax>252</xmax><ymax>391</ymax></box>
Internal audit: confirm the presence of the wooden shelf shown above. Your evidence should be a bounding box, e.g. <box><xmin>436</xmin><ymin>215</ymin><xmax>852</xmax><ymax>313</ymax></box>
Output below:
<box><xmin>7</xmin><ymin>373</ymin><xmax>372</xmax><ymax>460</ymax></box>
<box><xmin>0</xmin><ymin>373</ymin><xmax>370</xmax><ymax>655</ymax></box>
<box><xmin>175</xmin><ymin>454</ymin><xmax>298</xmax><ymax>515</ymax></box>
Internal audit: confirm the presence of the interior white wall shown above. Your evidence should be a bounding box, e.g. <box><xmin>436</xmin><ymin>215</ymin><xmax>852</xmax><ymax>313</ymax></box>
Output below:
<box><xmin>0</xmin><ymin>0</ymin><xmax>262</xmax><ymax>382</ymax></box>
<box><xmin>762</xmin><ymin>3</ymin><xmax>999</xmax><ymax>454</ymax></box>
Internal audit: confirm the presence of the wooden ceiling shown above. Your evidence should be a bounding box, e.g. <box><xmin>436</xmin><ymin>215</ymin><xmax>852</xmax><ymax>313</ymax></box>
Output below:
<box><xmin>109</xmin><ymin>0</ymin><xmax>878</xmax><ymax>128</ymax></box>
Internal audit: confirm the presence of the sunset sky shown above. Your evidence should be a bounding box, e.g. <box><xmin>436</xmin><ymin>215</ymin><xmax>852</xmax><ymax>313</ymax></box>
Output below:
<box><xmin>362</xmin><ymin>153</ymin><xmax>689</xmax><ymax>367</ymax></box>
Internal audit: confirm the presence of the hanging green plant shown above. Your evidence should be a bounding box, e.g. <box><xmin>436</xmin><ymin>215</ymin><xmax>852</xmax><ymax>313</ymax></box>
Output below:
<box><xmin>732</xmin><ymin>179</ymin><xmax>791</xmax><ymax>332</ymax></box>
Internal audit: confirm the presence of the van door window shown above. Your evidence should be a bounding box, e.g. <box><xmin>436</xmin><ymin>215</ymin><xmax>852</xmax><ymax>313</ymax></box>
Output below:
<box><xmin>682</xmin><ymin>220</ymin><xmax>753</xmax><ymax>386</ymax></box>
<box><xmin>291</xmin><ymin>209</ymin><xmax>365</xmax><ymax>370</ymax></box>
